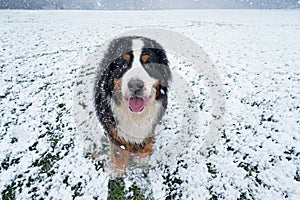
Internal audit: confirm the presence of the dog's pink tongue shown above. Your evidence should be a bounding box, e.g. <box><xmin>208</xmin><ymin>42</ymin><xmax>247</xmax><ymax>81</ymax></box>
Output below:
<box><xmin>128</xmin><ymin>97</ymin><xmax>146</xmax><ymax>112</ymax></box>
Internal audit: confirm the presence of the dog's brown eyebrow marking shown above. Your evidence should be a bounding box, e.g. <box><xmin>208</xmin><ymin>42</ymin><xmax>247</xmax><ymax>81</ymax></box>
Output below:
<box><xmin>141</xmin><ymin>54</ymin><xmax>150</xmax><ymax>62</ymax></box>
<box><xmin>123</xmin><ymin>53</ymin><xmax>131</xmax><ymax>61</ymax></box>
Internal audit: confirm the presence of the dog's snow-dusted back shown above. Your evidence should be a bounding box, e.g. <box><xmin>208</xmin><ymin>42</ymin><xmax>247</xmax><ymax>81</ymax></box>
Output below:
<box><xmin>94</xmin><ymin>36</ymin><xmax>171</xmax><ymax>176</ymax></box>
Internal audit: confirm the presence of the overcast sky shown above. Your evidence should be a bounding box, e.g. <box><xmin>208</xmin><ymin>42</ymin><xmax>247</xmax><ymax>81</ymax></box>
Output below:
<box><xmin>1</xmin><ymin>0</ymin><xmax>300</xmax><ymax>9</ymax></box>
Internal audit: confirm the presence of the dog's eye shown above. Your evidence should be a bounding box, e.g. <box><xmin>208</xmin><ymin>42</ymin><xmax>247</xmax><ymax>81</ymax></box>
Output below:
<box><xmin>122</xmin><ymin>63</ymin><xmax>128</xmax><ymax>69</ymax></box>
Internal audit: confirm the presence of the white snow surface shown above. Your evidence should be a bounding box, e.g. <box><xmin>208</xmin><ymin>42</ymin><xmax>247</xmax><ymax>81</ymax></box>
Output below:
<box><xmin>1</xmin><ymin>10</ymin><xmax>300</xmax><ymax>199</ymax></box>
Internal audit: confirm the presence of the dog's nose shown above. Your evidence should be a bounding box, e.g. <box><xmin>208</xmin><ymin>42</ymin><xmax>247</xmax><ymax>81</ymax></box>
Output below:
<box><xmin>128</xmin><ymin>79</ymin><xmax>144</xmax><ymax>94</ymax></box>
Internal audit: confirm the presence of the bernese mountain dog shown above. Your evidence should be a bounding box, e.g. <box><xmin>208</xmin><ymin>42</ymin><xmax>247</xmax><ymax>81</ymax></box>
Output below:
<box><xmin>94</xmin><ymin>36</ymin><xmax>171</xmax><ymax>176</ymax></box>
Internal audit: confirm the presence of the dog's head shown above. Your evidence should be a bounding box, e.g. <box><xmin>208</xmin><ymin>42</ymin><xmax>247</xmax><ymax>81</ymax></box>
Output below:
<box><xmin>107</xmin><ymin>37</ymin><xmax>171</xmax><ymax>114</ymax></box>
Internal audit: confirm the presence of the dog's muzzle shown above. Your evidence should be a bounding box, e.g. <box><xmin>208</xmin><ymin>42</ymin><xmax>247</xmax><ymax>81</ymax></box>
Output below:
<box><xmin>127</xmin><ymin>78</ymin><xmax>147</xmax><ymax>112</ymax></box>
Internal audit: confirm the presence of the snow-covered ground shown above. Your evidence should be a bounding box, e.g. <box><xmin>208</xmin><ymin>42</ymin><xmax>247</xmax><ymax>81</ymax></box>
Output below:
<box><xmin>0</xmin><ymin>10</ymin><xmax>300</xmax><ymax>199</ymax></box>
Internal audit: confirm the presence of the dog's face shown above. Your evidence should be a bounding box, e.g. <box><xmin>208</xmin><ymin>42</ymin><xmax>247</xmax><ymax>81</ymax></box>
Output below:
<box><xmin>110</xmin><ymin>38</ymin><xmax>171</xmax><ymax>114</ymax></box>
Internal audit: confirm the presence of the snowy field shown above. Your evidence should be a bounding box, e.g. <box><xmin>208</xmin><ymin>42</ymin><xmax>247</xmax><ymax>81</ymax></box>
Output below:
<box><xmin>1</xmin><ymin>10</ymin><xmax>300</xmax><ymax>199</ymax></box>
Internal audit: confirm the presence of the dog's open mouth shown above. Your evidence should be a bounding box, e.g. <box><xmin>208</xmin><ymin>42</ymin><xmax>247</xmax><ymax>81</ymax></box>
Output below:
<box><xmin>128</xmin><ymin>96</ymin><xmax>147</xmax><ymax>112</ymax></box>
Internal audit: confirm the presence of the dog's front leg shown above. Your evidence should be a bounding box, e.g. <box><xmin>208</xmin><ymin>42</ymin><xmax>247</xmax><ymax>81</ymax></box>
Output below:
<box><xmin>109</xmin><ymin>141</ymin><xmax>130</xmax><ymax>178</ymax></box>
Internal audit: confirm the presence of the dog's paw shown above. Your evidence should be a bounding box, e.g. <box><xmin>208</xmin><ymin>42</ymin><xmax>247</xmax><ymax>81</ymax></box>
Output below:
<box><xmin>108</xmin><ymin>165</ymin><xmax>126</xmax><ymax>178</ymax></box>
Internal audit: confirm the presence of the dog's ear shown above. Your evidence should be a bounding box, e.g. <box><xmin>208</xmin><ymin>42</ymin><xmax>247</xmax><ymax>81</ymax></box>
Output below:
<box><xmin>154</xmin><ymin>48</ymin><xmax>169</xmax><ymax>66</ymax></box>
<box><xmin>155</xmin><ymin>84</ymin><xmax>168</xmax><ymax>109</ymax></box>
<box><xmin>155</xmin><ymin>84</ymin><xmax>168</xmax><ymax>99</ymax></box>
